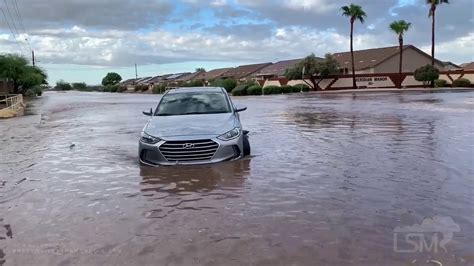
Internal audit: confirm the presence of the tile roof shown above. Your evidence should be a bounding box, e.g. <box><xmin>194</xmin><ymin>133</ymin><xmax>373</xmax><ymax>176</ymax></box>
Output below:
<box><xmin>195</xmin><ymin>68</ymin><xmax>233</xmax><ymax>80</ymax></box>
<box><xmin>121</xmin><ymin>78</ymin><xmax>138</xmax><ymax>85</ymax></box>
<box><xmin>135</xmin><ymin>77</ymin><xmax>153</xmax><ymax>84</ymax></box>
<box><xmin>148</xmin><ymin>74</ymin><xmax>173</xmax><ymax>84</ymax></box>
<box><xmin>255</xmin><ymin>59</ymin><xmax>304</xmax><ymax>77</ymax></box>
<box><xmin>222</xmin><ymin>62</ymin><xmax>272</xmax><ymax>79</ymax></box>
<box><xmin>333</xmin><ymin>46</ymin><xmax>407</xmax><ymax>71</ymax></box>
<box><xmin>175</xmin><ymin>71</ymin><xmax>205</xmax><ymax>82</ymax></box>
<box><xmin>333</xmin><ymin>45</ymin><xmax>448</xmax><ymax>71</ymax></box>
<box><xmin>166</xmin><ymin>73</ymin><xmax>191</xmax><ymax>80</ymax></box>
<box><xmin>462</xmin><ymin>62</ymin><xmax>474</xmax><ymax>70</ymax></box>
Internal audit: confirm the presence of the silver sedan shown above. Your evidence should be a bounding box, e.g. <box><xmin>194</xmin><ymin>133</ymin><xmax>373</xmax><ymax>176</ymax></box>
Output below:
<box><xmin>139</xmin><ymin>87</ymin><xmax>250</xmax><ymax>166</ymax></box>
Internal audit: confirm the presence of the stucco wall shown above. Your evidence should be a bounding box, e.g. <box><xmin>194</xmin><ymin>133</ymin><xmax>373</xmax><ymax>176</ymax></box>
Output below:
<box><xmin>263</xmin><ymin>80</ymin><xmax>282</xmax><ymax>87</ymax></box>
<box><xmin>262</xmin><ymin>71</ymin><xmax>474</xmax><ymax>90</ymax></box>
<box><xmin>374</xmin><ymin>48</ymin><xmax>445</xmax><ymax>73</ymax></box>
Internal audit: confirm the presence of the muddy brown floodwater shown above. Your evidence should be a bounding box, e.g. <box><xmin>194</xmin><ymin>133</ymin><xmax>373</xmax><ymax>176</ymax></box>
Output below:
<box><xmin>0</xmin><ymin>91</ymin><xmax>473</xmax><ymax>266</ymax></box>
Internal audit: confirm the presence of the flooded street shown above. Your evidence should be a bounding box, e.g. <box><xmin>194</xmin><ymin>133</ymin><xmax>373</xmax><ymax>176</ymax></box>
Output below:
<box><xmin>1</xmin><ymin>91</ymin><xmax>473</xmax><ymax>265</ymax></box>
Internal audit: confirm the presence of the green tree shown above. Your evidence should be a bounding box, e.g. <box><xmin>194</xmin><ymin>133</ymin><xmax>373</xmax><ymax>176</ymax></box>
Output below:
<box><xmin>101</xmin><ymin>72</ymin><xmax>122</xmax><ymax>86</ymax></box>
<box><xmin>285</xmin><ymin>53</ymin><xmax>339</xmax><ymax>90</ymax></box>
<box><xmin>195</xmin><ymin>67</ymin><xmax>206</xmax><ymax>72</ymax></box>
<box><xmin>211</xmin><ymin>78</ymin><xmax>237</xmax><ymax>93</ymax></box>
<box><xmin>72</xmin><ymin>82</ymin><xmax>87</xmax><ymax>91</ymax></box>
<box><xmin>0</xmin><ymin>54</ymin><xmax>47</xmax><ymax>94</ymax></box>
<box><xmin>55</xmin><ymin>80</ymin><xmax>72</xmax><ymax>90</ymax></box>
<box><xmin>341</xmin><ymin>4</ymin><xmax>367</xmax><ymax>89</ymax></box>
<box><xmin>414</xmin><ymin>64</ymin><xmax>440</xmax><ymax>87</ymax></box>
<box><xmin>427</xmin><ymin>0</ymin><xmax>449</xmax><ymax>66</ymax></box>
<box><xmin>389</xmin><ymin>20</ymin><xmax>411</xmax><ymax>88</ymax></box>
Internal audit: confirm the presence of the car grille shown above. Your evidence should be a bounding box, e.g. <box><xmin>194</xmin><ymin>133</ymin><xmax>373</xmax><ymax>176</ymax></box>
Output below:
<box><xmin>159</xmin><ymin>139</ymin><xmax>219</xmax><ymax>162</ymax></box>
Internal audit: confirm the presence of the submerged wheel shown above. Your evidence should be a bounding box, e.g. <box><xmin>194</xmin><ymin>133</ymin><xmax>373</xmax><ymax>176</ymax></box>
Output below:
<box><xmin>243</xmin><ymin>135</ymin><xmax>251</xmax><ymax>156</ymax></box>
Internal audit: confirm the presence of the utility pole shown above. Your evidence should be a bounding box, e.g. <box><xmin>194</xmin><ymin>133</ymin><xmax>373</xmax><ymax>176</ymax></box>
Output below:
<box><xmin>32</xmin><ymin>50</ymin><xmax>35</xmax><ymax>66</ymax></box>
<box><xmin>135</xmin><ymin>63</ymin><xmax>138</xmax><ymax>79</ymax></box>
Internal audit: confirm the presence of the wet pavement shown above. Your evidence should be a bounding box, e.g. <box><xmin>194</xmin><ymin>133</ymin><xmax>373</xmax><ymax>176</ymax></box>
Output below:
<box><xmin>0</xmin><ymin>91</ymin><xmax>473</xmax><ymax>266</ymax></box>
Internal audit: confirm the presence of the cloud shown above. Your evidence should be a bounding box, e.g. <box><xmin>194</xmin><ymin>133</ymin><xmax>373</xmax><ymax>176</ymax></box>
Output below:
<box><xmin>422</xmin><ymin>32</ymin><xmax>474</xmax><ymax>63</ymax></box>
<box><xmin>0</xmin><ymin>0</ymin><xmax>472</xmax><ymax>70</ymax></box>
<box><xmin>1</xmin><ymin>24</ymin><xmax>385</xmax><ymax>67</ymax></box>
<box><xmin>0</xmin><ymin>0</ymin><xmax>173</xmax><ymax>31</ymax></box>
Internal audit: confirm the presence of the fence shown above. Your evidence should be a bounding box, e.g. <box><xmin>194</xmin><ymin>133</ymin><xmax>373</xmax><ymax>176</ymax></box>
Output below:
<box><xmin>0</xmin><ymin>94</ymin><xmax>24</xmax><ymax>118</ymax></box>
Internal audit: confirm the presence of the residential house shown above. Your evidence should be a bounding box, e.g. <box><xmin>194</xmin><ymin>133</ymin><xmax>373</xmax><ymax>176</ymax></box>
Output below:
<box><xmin>195</xmin><ymin>67</ymin><xmax>233</xmax><ymax>84</ymax></box>
<box><xmin>442</xmin><ymin>61</ymin><xmax>462</xmax><ymax>71</ymax></box>
<box><xmin>254</xmin><ymin>59</ymin><xmax>305</xmax><ymax>80</ymax></box>
<box><xmin>333</xmin><ymin>45</ymin><xmax>447</xmax><ymax>74</ymax></box>
<box><xmin>164</xmin><ymin>73</ymin><xmax>191</xmax><ymax>84</ymax></box>
<box><xmin>174</xmin><ymin>71</ymin><xmax>205</xmax><ymax>84</ymax></box>
<box><xmin>221</xmin><ymin>62</ymin><xmax>272</xmax><ymax>81</ymax></box>
<box><xmin>462</xmin><ymin>62</ymin><xmax>474</xmax><ymax>71</ymax></box>
<box><xmin>120</xmin><ymin>78</ymin><xmax>138</xmax><ymax>86</ymax></box>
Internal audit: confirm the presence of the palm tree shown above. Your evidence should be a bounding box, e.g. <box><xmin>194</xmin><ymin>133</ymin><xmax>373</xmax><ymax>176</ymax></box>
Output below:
<box><xmin>427</xmin><ymin>0</ymin><xmax>449</xmax><ymax>66</ymax></box>
<box><xmin>341</xmin><ymin>4</ymin><xmax>367</xmax><ymax>89</ymax></box>
<box><xmin>390</xmin><ymin>20</ymin><xmax>411</xmax><ymax>89</ymax></box>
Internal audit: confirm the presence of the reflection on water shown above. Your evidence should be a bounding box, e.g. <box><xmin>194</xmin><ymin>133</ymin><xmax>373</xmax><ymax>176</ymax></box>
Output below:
<box><xmin>0</xmin><ymin>91</ymin><xmax>473</xmax><ymax>265</ymax></box>
<box><xmin>139</xmin><ymin>161</ymin><xmax>250</xmax><ymax>218</ymax></box>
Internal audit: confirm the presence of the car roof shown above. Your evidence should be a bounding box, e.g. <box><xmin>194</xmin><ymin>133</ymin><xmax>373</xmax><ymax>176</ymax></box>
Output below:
<box><xmin>166</xmin><ymin>87</ymin><xmax>225</xmax><ymax>94</ymax></box>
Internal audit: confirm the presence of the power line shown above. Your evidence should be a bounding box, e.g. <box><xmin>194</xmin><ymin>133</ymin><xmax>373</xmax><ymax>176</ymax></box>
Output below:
<box><xmin>0</xmin><ymin>6</ymin><xmax>24</xmax><ymax>55</ymax></box>
<box><xmin>2</xmin><ymin>0</ymin><xmax>29</xmax><ymax>56</ymax></box>
<box><xmin>3</xmin><ymin>0</ymin><xmax>20</xmax><ymax>37</ymax></box>
<box><xmin>12</xmin><ymin>0</ymin><xmax>32</xmax><ymax>51</ymax></box>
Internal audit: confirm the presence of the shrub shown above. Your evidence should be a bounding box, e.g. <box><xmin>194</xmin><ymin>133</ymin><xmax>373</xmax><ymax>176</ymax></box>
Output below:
<box><xmin>107</xmin><ymin>84</ymin><xmax>119</xmax><ymax>93</ymax></box>
<box><xmin>183</xmin><ymin>80</ymin><xmax>204</xmax><ymax>87</ymax></box>
<box><xmin>134</xmin><ymin>84</ymin><xmax>148</xmax><ymax>92</ymax></box>
<box><xmin>34</xmin><ymin>86</ymin><xmax>43</xmax><ymax>96</ymax></box>
<box><xmin>117</xmin><ymin>86</ymin><xmax>127</xmax><ymax>93</ymax></box>
<box><xmin>291</xmin><ymin>85</ymin><xmax>302</xmax><ymax>93</ymax></box>
<box><xmin>414</xmin><ymin>64</ymin><xmax>440</xmax><ymax>86</ymax></box>
<box><xmin>452</xmin><ymin>78</ymin><xmax>471</xmax><ymax>87</ymax></box>
<box><xmin>72</xmin><ymin>82</ymin><xmax>87</xmax><ymax>91</ymax></box>
<box><xmin>280</xmin><ymin>85</ymin><xmax>292</xmax><ymax>94</ymax></box>
<box><xmin>211</xmin><ymin>78</ymin><xmax>237</xmax><ymax>93</ymax></box>
<box><xmin>55</xmin><ymin>80</ymin><xmax>72</xmax><ymax>91</ymax></box>
<box><xmin>263</xmin><ymin>85</ymin><xmax>281</xmax><ymax>94</ymax></box>
<box><xmin>247</xmin><ymin>85</ymin><xmax>262</xmax><ymax>95</ymax></box>
<box><xmin>242</xmin><ymin>80</ymin><xmax>256</xmax><ymax>87</ymax></box>
<box><xmin>231</xmin><ymin>85</ymin><xmax>248</xmax><ymax>96</ymax></box>
<box><xmin>152</xmin><ymin>84</ymin><xmax>167</xmax><ymax>94</ymax></box>
<box><xmin>24</xmin><ymin>89</ymin><xmax>36</xmax><ymax>97</ymax></box>
<box><xmin>293</xmin><ymin>84</ymin><xmax>310</xmax><ymax>92</ymax></box>
<box><xmin>272</xmin><ymin>86</ymin><xmax>282</xmax><ymax>94</ymax></box>
<box><xmin>434</xmin><ymin>79</ymin><xmax>447</xmax><ymax>88</ymax></box>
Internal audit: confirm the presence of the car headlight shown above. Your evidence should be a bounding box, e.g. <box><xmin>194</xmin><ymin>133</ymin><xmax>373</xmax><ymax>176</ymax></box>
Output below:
<box><xmin>218</xmin><ymin>127</ymin><xmax>241</xmax><ymax>141</ymax></box>
<box><xmin>140</xmin><ymin>132</ymin><xmax>161</xmax><ymax>144</ymax></box>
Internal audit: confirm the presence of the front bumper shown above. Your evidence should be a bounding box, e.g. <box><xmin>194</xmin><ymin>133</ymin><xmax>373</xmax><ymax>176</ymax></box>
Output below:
<box><xmin>138</xmin><ymin>135</ymin><xmax>244</xmax><ymax>166</ymax></box>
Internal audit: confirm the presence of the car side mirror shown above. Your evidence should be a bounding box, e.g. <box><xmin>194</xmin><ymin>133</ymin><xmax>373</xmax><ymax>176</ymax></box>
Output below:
<box><xmin>234</xmin><ymin>105</ymin><xmax>247</xmax><ymax>112</ymax></box>
<box><xmin>143</xmin><ymin>108</ymin><xmax>153</xmax><ymax>116</ymax></box>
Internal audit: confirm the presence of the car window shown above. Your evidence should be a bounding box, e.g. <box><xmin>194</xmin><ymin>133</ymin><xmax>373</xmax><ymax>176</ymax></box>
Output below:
<box><xmin>156</xmin><ymin>92</ymin><xmax>231</xmax><ymax>116</ymax></box>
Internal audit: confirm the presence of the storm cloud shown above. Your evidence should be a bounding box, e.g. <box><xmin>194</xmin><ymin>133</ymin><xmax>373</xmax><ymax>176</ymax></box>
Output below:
<box><xmin>1</xmin><ymin>0</ymin><xmax>472</xmax><ymax>69</ymax></box>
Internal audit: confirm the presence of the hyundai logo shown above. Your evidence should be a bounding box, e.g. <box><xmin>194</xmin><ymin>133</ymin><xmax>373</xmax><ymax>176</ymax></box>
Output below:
<box><xmin>183</xmin><ymin>143</ymin><xmax>195</xmax><ymax>149</ymax></box>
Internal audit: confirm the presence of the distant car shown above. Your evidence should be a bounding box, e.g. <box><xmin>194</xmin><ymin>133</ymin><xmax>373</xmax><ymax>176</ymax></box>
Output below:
<box><xmin>139</xmin><ymin>87</ymin><xmax>250</xmax><ymax>166</ymax></box>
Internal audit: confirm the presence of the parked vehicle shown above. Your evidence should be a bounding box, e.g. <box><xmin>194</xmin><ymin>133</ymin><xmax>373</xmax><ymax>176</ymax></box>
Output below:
<box><xmin>139</xmin><ymin>87</ymin><xmax>250</xmax><ymax>166</ymax></box>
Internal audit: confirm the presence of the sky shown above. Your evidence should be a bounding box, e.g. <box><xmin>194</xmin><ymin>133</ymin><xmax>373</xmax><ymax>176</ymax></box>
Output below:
<box><xmin>1</xmin><ymin>0</ymin><xmax>473</xmax><ymax>85</ymax></box>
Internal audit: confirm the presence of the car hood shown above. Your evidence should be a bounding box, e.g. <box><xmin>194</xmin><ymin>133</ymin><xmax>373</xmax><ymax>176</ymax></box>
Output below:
<box><xmin>144</xmin><ymin>113</ymin><xmax>237</xmax><ymax>138</ymax></box>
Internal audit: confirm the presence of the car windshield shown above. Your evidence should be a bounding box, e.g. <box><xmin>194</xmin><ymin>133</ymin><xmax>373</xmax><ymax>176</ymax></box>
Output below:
<box><xmin>156</xmin><ymin>92</ymin><xmax>231</xmax><ymax>116</ymax></box>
